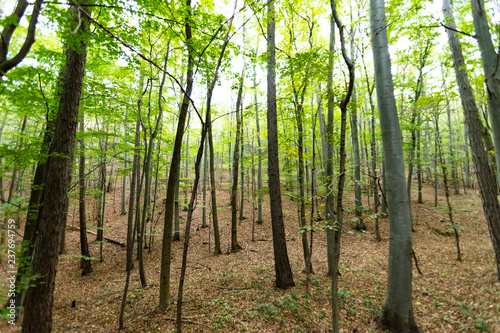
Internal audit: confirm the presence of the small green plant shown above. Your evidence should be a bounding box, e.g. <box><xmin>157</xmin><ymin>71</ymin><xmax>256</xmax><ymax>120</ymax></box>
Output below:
<box><xmin>475</xmin><ymin>320</ymin><xmax>489</xmax><ymax>332</ymax></box>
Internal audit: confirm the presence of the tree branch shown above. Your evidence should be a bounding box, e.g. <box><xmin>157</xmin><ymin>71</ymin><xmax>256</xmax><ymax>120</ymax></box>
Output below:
<box><xmin>0</xmin><ymin>0</ymin><xmax>45</xmax><ymax>76</ymax></box>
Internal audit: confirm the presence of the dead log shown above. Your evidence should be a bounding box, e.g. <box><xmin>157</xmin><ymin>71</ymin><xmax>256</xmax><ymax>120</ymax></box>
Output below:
<box><xmin>69</xmin><ymin>226</ymin><xmax>125</xmax><ymax>247</ymax></box>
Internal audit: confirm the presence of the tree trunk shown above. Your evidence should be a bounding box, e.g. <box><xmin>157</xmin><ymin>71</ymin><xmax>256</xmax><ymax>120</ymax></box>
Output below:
<box><xmin>471</xmin><ymin>0</ymin><xmax>500</xmax><ymax>192</ymax></box>
<box><xmin>208</xmin><ymin>122</ymin><xmax>221</xmax><ymax>254</ymax></box>
<box><xmin>350</xmin><ymin>92</ymin><xmax>364</xmax><ymax>231</ymax></box>
<box><xmin>121</xmin><ymin>111</ymin><xmax>128</xmax><ymax>216</ymax></box>
<box><xmin>325</xmin><ymin>14</ymin><xmax>336</xmax><ymax>278</ymax></box>
<box><xmin>22</xmin><ymin>3</ymin><xmax>90</xmax><ymax>331</ymax></box>
<box><xmin>445</xmin><ymin>102</ymin><xmax>459</xmax><ymax>194</ymax></box>
<box><xmin>13</xmin><ymin>96</ymin><xmax>56</xmax><ymax>312</ymax></box>
<box><xmin>159</xmin><ymin>3</ymin><xmax>194</xmax><ymax>308</ymax></box>
<box><xmin>239</xmin><ymin>124</ymin><xmax>245</xmax><ymax>221</ymax></box>
<box><xmin>443</xmin><ymin>0</ymin><xmax>500</xmax><ymax>279</ymax></box>
<box><xmin>435</xmin><ymin>112</ymin><xmax>462</xmax><ymax>261</ymax></box>
<box><xmin>370</xmin><ymin>0</ymin><xmax>420</xmax><ymax>331</ymax></box>
<box><xmin>230</xmin><ymin>67</ymin><xmax>244</xmax><ymax>252</ymax></box>
<box><xmin>267</xmin><ymin>0</ymin><xmax>294</xmax><ymax>289</ymax></box>
<box><xmin>79</xmin><ymin>113</ymin><xmax>92</xmax><ymax>275</ymax></box>
<box><xmin>254</xmin><ymin>74</ymin><xmax>263</xmax><ymax>224</ymax></box>
<box><xmin>330</xmin><ymin>2</ymin><xmax>355</xmax><ymax>330</ymax></box>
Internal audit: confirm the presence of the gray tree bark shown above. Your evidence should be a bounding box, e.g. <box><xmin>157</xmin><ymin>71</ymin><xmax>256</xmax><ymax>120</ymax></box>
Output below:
<box><xmin>471</xmin><ymin>0</ymin><xmax>500</xmax><ymax>191</ymax></box>
<box><xmin>370</xmin><ymin>0</ymin><xmax>420</xmax><ymax>331</ymax></box>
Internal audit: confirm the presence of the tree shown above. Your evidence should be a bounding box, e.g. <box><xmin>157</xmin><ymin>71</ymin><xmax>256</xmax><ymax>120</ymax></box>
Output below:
<box><xmin>443</xmin><ymin>0</ymin><xmax>500</xmax><ymax>279</ymax></box>
<box><xmin>267</xmin><ymin>0</ymin><xmax>294</xmax><ymax>289</ymax></box>
<box><xmin>369</xmin><ymin>0</ymin><xmax>420</xmax><ymax>330</ymax></box>
<box><xmin>330</xmin><ymin>1</ymin><xmax>355</xmax><ymax>331</ymax></box>
<box><xmin>230</xmin><ymin>67</ymin><xmax>244</xmax><ymax>252</ymax></box>
<box><xmin>0</xmin><ymin>0</ymin><xmax>44</xmax><ymax>76</ymax></box>
<box><xmin>159</xmin><ymin>0</ymin><xmax>194</xmax><ymax>309</ymax></box>
<box><xmin>78</xmin><ymin>113</ymin><xmax>92</xmax><ymax>276</ymax></box>
<box><xmin>470</xmin><ymin>0</ymin><xmax>500</xmax><ymax>191</ymax></box>
<box><xmin>22</xmin><ymin>2</ymin><xmax>91</xmax><ymax>331</ymax></box>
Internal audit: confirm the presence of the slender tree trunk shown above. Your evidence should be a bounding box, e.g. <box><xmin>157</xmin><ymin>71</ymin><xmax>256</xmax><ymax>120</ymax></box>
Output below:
<box><xmin>267</xmin><ymin>0</ymin><xmax>294</xmax><ymax>289</ymax></box>
<box><xmin>370</xmin><ymin>96</ymin><xmax>381</xmax><ymax>241</ymax></box>
<box><xmin>208</xmin><ymin>123</ymin><xmax>221</xmax><ymax>254</ymax></box>
<box><xmin>121</xmin><ymin>111</ymin><xmax>128</xmax><ymax>215</ymax></box>
<box><xmin>176</xmin><ymin>9</ymin><xmax>235</xmax><ymax>330</ymax></box>
<box><xmin>445</xmin><ymin>101</ymin><xmax>459</xmax><ymax>194</ymax></box>
<box><xmin>443</xmin><ymin>0</ymin><xmax>500</xmax><ymax>279</ymax></box>
<box><xmin>464</xmin><ymin>123</ymin><xmax>471</xmax><ymax>188</ymax></box>
<box><xmin>126</xmin><ymin>76</ymin><xmax>146</xmax><ymax>271</ymax></box>
<box><xmin>254</xmin><ymin>74</ymin><xmax>263</xmax><ymax>224</ymax></box>
<box><xmin>351</xmin><ymin>92</ymin><xmax>364</xmax><ymax>230</ymax></box>
<box><xmin>435</xmin><ymin>112</ymin><xmax>462</xmax><ymax>261</ymax></box>
<box><xmin>231</xmin><ymin>67</ymin><xmax>244</xmax><ymax>252</ymax></box>
<box><xmin>183</xmin><ymin>110</ymin><xmax>191</xmax><ymax>211</ymax></box>
<box><xmin>0</xmin><ymin>112</ymin><xmax>8</xmax><ymax>202</ymax></box>
<box><xmin>2</xmin><ymin>115</ymin><xmax>28</xmax><ymax>245</ymax></box>
<box><xmin>325</xmin><ymin>14</ymin><xmax>336</xmax><ymax>278</ymax></box>
<box><xmin>202</xmin><ymin>135</ymin><xmax>208</xmax><ymax>227</ymax></box>
<box><xmin>294</xmin><ymin>97</ymin><xmax>312</xmax><ymax>273</ymax></box>
<box><xmin>417</xmin><ymin>125</ymin><xmax>423</xmax><ymax>204</ymax></box>
<box><xmin>330</xmin><ymin>2</ymin><xmax>355</xmax><ymax>331</ymax></box>
<box><xmin>79</xmin><ymin>113</ymin><xmax>92</xmax><ymax>275</ymax></box>
<box><xmin>22</xmin><ymin>3</ymin><xmax>91</xmax><ymax>331</ymax></box>
<box><xmin>239</xmin><ymin>124</ymin><xmax>245</xmax><ymax>221</ymax></box>
<box><xmin>370</xmin><ymin>0</ymin><xmax>420</xmax><ymax>330</ymax></box>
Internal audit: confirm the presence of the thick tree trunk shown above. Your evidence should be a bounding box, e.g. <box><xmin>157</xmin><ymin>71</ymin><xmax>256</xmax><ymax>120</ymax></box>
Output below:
<box><xmin>471</xmin><ymin>0</ymin><xmax>500</xmax><ymax>191</ymax></box>
<box><xmin>267</xmin><ymin>0</ymin><xmax>294</xmax><ymax>289</ymax></box>
<box><xmin>22</xmin><ymin>3</ymin><xmax>90</xmax><ymax>332</ymax></box>
<box><xmin>443</xmin><ymin>0</ymin><xmax>500</xmax><ymax>279</ymax></box>
<box><xmin>13</xmin><ymin>100</ymin><xmax>56</xmax><ymax>312</ymax></box>
<box><xmin>370</xmin><ymin>0</ymin><xmax>420</xmax><ymax>331</ymax></box>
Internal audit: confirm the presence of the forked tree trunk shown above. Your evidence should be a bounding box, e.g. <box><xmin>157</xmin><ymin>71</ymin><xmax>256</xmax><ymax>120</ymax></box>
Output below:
<box><xmin>330</xmin><ymin>1</ymin><xmax>355</xmax><ymax>331</ymax></box>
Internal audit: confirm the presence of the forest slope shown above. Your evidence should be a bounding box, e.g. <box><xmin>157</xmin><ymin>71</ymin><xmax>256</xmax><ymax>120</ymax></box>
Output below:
<box><xmin>1</xmin><ymin>179</ymin><xmax>499</xmax><ymax>332</ymax></box>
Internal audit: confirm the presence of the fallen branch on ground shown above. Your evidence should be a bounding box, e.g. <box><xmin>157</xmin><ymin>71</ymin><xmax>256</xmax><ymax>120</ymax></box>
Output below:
<box><xmin>69</xmin><ymin>226</ymin><xmax>126</xmax><ymax>247</ymax></box>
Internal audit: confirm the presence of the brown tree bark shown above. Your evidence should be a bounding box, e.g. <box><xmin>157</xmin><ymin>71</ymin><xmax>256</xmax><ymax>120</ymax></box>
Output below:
<box><xmin>267</xmin><ymin>0</ymin><xmax>294</xmax><ymax>289</ymax></box>
<box><xmin>443</xmin><ymin>0</ymin><xmax>500</xmax><ymax>279</ymax></box>
<box><xmin>22</xmin><ymin>2</ymin><xmax>91</xmax><ymax>331</ymax></box>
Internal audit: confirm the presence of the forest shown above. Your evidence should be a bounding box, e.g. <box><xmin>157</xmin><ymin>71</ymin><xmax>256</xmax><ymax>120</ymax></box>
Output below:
<box><xmin>0</xmin><ymin>0</ymin><xmax>499</xmax><ymax>332</ymax></box>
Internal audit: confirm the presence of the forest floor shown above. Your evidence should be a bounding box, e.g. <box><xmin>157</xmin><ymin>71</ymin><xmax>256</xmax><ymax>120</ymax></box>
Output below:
<box><xmin>1</xmin><ymin>176</ymin><xmax>499</xmax><ymax>332</ymax></box>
